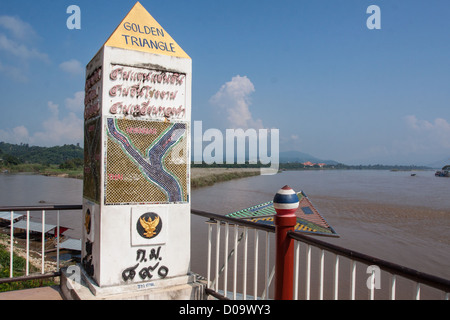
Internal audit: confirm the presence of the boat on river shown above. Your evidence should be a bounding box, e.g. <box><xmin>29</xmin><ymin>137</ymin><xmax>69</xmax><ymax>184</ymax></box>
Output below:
<box><xmin>435</xmin><ymin>165</ymin><xmax>450</xmax><ymax>177</ymax></box>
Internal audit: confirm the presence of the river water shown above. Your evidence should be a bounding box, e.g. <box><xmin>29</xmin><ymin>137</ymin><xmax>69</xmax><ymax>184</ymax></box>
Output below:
<box><xmin>192</xmin><ymin>169</ymin><xmax>450</xmax><ymax>299</ymax></box>
<box><xmin>1</xmin><ymin>170</ymin><xmax>449</xmax><ymax>298</ymax></box>
<box><xmin>192</xmin><ymin>170</ymin><xmax>450</xmax><ymax>275</ymax></box>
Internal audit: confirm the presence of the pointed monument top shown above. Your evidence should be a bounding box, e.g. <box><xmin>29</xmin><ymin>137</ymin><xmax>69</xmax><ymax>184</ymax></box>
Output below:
<box><xmin>105</xmin><ymin>2</ymin><xmax>190</xmax><ymax>59</ymax></box>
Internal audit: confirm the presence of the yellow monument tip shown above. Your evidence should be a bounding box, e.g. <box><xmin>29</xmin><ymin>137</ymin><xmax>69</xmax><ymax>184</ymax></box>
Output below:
<box><xmin>105</xmin><ymin>2</ymin><xmax>190</xmax><ymax>59</ymax></box>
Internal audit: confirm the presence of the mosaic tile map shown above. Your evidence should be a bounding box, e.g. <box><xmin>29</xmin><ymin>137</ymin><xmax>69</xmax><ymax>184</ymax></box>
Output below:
<box><xmin>105</xmin><ymin>117</ymin><xmax>188</xmax><ymax>205</ymax></box>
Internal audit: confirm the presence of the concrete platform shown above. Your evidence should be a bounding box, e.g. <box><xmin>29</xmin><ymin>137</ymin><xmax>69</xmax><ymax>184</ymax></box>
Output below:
<box><xmin>59</xmin><ymin>265</ymin><xmax>207</xmax><ymax>300</ymax></box>
<box><xmin>0</xmin><ymin>286</ymin><xmax>63</xmax><ymax>300</ymax></box>
<box><xmin>0</xmin><ymin>272</ymin><xmax>206</xmax><ymax>300</ymax></box>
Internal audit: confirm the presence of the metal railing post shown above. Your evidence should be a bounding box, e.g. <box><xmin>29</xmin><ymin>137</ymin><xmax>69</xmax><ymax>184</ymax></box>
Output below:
<box><xmin>273</xmin><ymin>186</ymin><xmax>299</xmax><ymax>300</ymax></box>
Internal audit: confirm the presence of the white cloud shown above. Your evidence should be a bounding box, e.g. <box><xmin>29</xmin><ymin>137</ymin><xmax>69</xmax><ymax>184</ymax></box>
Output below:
<box><xmin>405</xmin><ymin>115</ymin><xmax>450</xmax><ymax>149</ymax></box>
<box><xmin>0</xmin><ymin>15</ymin><xmax>49</xmax><ymax>83</ymax></box>
<box><xmin>0</xmin><ymin>15</ymin><xmax>37</xmax><ymax>41</ymax></box>
<box><xmin>65</xmin><ymin>91</ymin><xmax>84</xmax><ymax>111</ymax></box>
<box><xmin>47</xmin><ymin>101</ymin><xmax>59</xmax><ymax>116</ymax></box>
<box><xmin>32</xmin><ymin>108</ymin><xmax>83</xmax><ymax>146</ymax></box>
<box><xmin>0</xmin><ymin>33</ymin><xmax>49</xmax><ymax>62</ymax></box>
<box><xmin>0</xmin><ymin>95</ymin><xmax>84</xmax><ymax>147</ymax></box>
<box><xmin>334</xmin><ymin>115</ymin><xmax>450</xmax><ymax>164</ymax></box>
<box><xmin>210</xmin><ymin>75</ymin><xmax>263</xmax><ymax>129</ymax></box>
<box><xmin>0</xmin><ymin>61</ymin><xmax>27</xmax><ymax>82</ymax></box>
<box><xmin>59</xmin><ymin>59</ymin><xmax>84</xmax><ymax>75</ymax></box>
<box><xmin>0</xmin><ymin>126</ymin><xmax>30</xmax><ymax>145</ymax></box>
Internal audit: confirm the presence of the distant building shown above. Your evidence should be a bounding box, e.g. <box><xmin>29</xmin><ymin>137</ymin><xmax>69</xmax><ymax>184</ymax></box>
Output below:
<box><xmin>302</xmin><ymin>161</ymin><xmax>326</xmax><ymax>167</ymax></box>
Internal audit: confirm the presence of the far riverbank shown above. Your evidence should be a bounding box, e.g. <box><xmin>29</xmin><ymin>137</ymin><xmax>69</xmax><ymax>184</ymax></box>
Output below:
<box><xmin>2</xmin><ymin>166</ymin><xmax>262</xmax><ymax>188</ymax></box>
<box><xmin>190</xmin><ymin>168</ymin><xmax>260</xmax><ymax>188</ymax></box>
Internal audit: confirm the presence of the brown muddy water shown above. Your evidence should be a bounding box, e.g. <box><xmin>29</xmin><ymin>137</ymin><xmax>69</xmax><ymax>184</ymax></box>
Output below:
<box><xmin>1</xmin><ymin>170</ymin><xmax>449</xmax><ymax>299</ymax></box>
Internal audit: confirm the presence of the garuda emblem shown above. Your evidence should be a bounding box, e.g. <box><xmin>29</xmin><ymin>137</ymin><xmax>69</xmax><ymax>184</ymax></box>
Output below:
<box><xmin>137</xmin><ymin>212</ymin><xmax>162</xmax><ymax>239</ymax></box>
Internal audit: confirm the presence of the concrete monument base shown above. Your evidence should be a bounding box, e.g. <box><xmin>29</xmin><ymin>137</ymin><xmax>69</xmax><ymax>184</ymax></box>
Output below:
<box><xmin>60</xmin><ymin>264</ymin><xmax>206</xmax><ymax>300</ymax></box>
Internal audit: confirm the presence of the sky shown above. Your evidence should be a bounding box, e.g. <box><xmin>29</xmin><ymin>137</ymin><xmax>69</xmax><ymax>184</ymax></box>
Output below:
<box><xmin>0</xmin><ymin>0</ymin><xmax>449</xmax><ymax>165</ymax></box>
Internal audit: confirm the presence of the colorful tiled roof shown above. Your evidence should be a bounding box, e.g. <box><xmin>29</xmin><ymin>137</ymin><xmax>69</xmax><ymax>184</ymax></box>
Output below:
<box><xmin>226</xmin><ymin>191</ymin><xmax>338</xmax><ymax>237</ymax></box>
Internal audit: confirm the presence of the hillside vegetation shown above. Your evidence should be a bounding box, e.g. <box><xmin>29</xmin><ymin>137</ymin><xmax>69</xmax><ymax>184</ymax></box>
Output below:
<box><xmin>0</xmin><ymin>142</ymin><xmax>83</xmax><ymax>165</ymax></box>
<box><xmin>0</xmin><ymin>142</ymin><xmax>83</xmax><ymax>177</ymax></box>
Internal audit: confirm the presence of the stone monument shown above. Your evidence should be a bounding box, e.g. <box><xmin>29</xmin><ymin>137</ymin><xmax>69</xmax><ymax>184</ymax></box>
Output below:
<box><xmin>61</xmin><ymin>2</ymin><xmax>203</xmax><ymax>300</ymax></box>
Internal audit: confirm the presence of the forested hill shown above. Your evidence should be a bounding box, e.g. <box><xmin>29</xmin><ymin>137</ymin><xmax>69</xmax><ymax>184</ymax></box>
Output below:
<box><xmin>0</xmin><ymin>142</ymin><xmax>83</xmax><ymax>165</ymax></box>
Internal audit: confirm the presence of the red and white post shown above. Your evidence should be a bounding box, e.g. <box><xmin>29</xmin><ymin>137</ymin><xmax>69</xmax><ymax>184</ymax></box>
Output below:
<box><xmin>273</xmin><ymin>185</ymin><xmax>299</xmax><ymax>300</ymax></box>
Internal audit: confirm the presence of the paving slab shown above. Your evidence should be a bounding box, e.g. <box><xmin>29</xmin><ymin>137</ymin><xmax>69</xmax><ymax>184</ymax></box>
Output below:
<box><xmin>0</xmin><ymin>286</ymin><xmax>63</xmax><ymax>300</ymax></box>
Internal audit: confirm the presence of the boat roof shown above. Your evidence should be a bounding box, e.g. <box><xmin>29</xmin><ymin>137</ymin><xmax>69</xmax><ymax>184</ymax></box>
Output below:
<box><xmin>226</xmin><ymin>191</ymin><xmax>338</xmax><ymax>237</ymax></box>
<box><xmin>11</xmin><ymin>220</ymin><xmax>56</xmax><ymax>233</ymax></box>
<box><xmin>59</xmin><ymin>238</ymin><xmax>81</xmax><ymax>251</ymax></box>
<box><xmin>0</xmin><ymin>212</ymin><xmax>25</xmax><ymax>221</ymax></box>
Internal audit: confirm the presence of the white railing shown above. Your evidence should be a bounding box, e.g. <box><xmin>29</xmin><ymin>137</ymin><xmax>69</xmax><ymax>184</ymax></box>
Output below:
<box><xmin>206</xmin><ymin>222</ymin><xmax>274</xmax><ymax>300</ymax></box>
<box><xmin>0</xmin><ymin>205</ymin><xmax>82</xmax><ymax>284</ymax></box>
<box><xmin>289</xmin><ymin>231</ymin><xmax>450</xmax><ymax>300</ymax></box>
<box><xmin>2</xmin><ymin>206</ymin><xmax>449</xmax><ymax>300</ymax></box>
<box><xmin>191</xmin><ymin>209</ymin><xmax>450</xmax><ymax>300</ymax></box>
